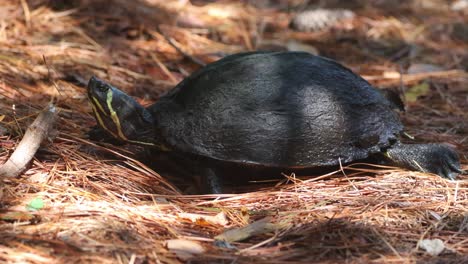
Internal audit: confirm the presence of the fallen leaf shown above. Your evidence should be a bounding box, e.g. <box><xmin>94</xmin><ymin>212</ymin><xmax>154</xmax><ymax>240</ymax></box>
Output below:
<box><xmin>215</xmin><ymin>217</ymin><xmax>287</xmax><ymax>243</ymax></box>
<box><xmin>451</xmin><ymin>0</ymin><xmax>468</xmax><ymax>11</ymax></box>
<box><xmin>405</xmin><ymin>82</ymin><xmax>430</xmax><ymax>102</ymax></box>
<box><xmin>419</xmin><ymin>238</ymin><xmax>445</xmax><ymax>256</ymax></box>
<box><xmin>27</xmin><ymin>197</ymin><xmax>44</xmax><ymax>211</ymax></box>
<box><xmin>178</xmin><ymin>211</ymin><xmax>228</xmax><ymax>226</ymax></box>
<box><xmin>383</xmin><ymin>71</ymin><xmax>401</xmax><ymax>79</ymax></box>
<box><xmin>166</xmin><ymin>239</ymin><xmax>205</xmax><ymax>260</ymax></box>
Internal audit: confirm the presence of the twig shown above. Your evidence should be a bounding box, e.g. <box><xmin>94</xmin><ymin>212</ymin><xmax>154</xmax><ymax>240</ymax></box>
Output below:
<box><xmin>42</xmin><ymin>55</ymin><xmax>62</xmax><ymax>98</ymax></box>
<box><xmin>0</xmin><ymin>104</ymin><xmax>57</xmax><ymax>178</ymax></box>
<box><xmin>364</xmin><ymin>70</ymin><xmax>467</xmax><ymax>86</ymax></box>
<box><xmin>20</xmin><ymin>0</ymin><xmax>31</xmax><ymax>28</ymax></box>
<box><xmin>338</xmin><ymin>157</ymin><xmax>361</xmax><ymax>194</ymax></box>
<box><xmin>150</xmin><ymin>53</ymin><xmax>178</xmax><ymax>84</ymax></box>
<box><xmin>158</xmin><ymin>26</ymin><xmax>206</xmax><ymax>67</ymax></box>
<box><xmin>371</xmin><ymin>226</ymin><xmax>403</xmax><ymax>260</ymax></box>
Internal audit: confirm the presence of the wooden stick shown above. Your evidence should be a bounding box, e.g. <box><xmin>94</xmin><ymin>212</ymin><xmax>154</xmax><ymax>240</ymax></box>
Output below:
<box><xmin>0</xmin><ymin>104</ymin><xmax>57</xmax><ymax>178</ymax></box>
<box><xmin>158</xmin><ymin>26</ymin><xmax>207</xmax><ymax>67</ymax></box>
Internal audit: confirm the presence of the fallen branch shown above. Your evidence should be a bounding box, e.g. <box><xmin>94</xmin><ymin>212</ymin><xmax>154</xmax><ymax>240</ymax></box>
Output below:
<box><xmin>0</xmin><ymin>104</ymin><xmax>57</xmax><ymax>178</ymax></box>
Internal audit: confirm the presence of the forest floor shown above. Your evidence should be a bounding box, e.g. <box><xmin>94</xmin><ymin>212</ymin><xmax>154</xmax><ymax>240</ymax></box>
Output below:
<box><xmin>0</xmin><ymin>0</ymin><xmax>467</xmax><ymax>263</ymax></box>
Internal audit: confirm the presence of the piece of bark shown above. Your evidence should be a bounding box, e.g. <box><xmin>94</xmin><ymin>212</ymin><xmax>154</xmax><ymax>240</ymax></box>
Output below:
<box><xmin>0</xmin><ymin>104</ymin><xmax>57</xmax><ymax>178</ymax></box>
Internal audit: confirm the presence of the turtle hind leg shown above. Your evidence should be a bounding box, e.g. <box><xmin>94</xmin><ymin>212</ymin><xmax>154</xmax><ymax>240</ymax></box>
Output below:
<box><xmin>384</xmin><ymin>143</ymin><xmax>463</xmax><ymax>180</ymax></box>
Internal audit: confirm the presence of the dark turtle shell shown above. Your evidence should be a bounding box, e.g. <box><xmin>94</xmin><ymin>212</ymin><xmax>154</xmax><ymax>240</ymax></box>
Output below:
<box><xmin>149</xmin><ymin>51</ymin><xmax>404</xmax><ymax>168</ymax></box>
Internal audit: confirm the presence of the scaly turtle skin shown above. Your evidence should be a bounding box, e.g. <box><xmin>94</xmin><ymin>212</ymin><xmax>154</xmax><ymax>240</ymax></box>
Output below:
<box><xmin>87</xmin><ymin>51</ymin><xmax>462</xmax><ymax>193</ymax></box>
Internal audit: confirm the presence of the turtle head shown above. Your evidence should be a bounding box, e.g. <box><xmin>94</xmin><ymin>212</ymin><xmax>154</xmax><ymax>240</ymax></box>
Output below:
<box><xmin>87</xmin><ymin>76</ymin><xmax>155</xmax><ymax>146</ymax></box>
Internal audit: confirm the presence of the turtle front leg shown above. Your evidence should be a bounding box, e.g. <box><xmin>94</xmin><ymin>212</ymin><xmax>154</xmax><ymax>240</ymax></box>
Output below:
<box><xmin>199</xmin><ymin>167</ymin><xmax>223</xmax><ymax>194</ymax></box>
<box><xmin>384</xmin><ymin>143</ymin><xmax>463</xmax><ymax>180</ymax></box>
<box><xmin>88</xmin><ymin>125</ymin><xmax>125</xmax><ymax>145</ymax></box>
<box><xmin>174</xmin><ymin>157</ymin><xmax>224</xmax><ymax>194</ymax></box>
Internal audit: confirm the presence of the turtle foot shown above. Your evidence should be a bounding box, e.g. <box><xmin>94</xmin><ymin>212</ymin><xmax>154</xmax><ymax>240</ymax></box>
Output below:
<box><xmin>386</xmin><ymin>143</ymin><xmax>462</xmax><ymax>180</ymax></box>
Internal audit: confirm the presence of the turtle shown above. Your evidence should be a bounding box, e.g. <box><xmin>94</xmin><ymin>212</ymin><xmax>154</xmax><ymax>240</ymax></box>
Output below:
<box><xmin>87</xmin><ymin>51</ymin><xmax>462</xmax><ymax>193</ymax></box>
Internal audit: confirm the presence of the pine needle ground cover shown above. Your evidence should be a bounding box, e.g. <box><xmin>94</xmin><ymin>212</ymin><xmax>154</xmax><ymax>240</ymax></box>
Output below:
<box><xmin>0</xmin><ymin>1</ymin><xmax>466</xmax><ymax>263</ymax></box>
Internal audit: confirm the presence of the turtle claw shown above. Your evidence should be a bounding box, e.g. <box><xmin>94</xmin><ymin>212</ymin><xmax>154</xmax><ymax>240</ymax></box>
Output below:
<box><xmin>444</xmin><ymin>161</ymin><xmax>464</xmax><ymax>180</ymax></box>
<box><xmin>386</xmin><ymin>143</ymin><xmax>462</xmax><ymax>180</ymax></box>
<box><xmin>438</xmin><ymin>163</ymin><xmax>460</xmax><ymax>181</ymax></box>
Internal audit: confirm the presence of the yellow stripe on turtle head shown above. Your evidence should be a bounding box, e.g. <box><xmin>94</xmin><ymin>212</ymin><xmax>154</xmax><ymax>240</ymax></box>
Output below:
<box><xmin>90</xmin><ymin>102</ymin><xmax>119</xmax><ymax>139</ymax></box>
<box><xmin>105</xmin><ymin>88</ymin><xmax>129</xmax><ymax>141</ymax></box>
<box><xmin>91</xmin><ymin>96</ymin><xmax>107</xmax><ymax>116</ymax></box>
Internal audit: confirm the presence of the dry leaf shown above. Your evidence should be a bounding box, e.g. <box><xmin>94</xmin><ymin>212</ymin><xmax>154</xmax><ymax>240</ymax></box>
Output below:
<box><xmin>177</xmin><ymin>211</ymin><xmax>228</xmax><ymax>226</ymax></box>
<box><xmin>451</xmin><ymin>0</ymin><xmax>468</xmax><ymax>11</ymax></box>
<box><xmin>419</xmin><ymin>239</ymin><xmax>445</xmax><ymax>256</ymax></box>
<box><xmin>382</xmin><ymin>71</ymin><xmax>401</xmax><ymax>79</ymax></box>
<box><xmin>215</xmin><ymin>217</ymin><xmax>285</xmax><ymax>243</ymax></box>
<box><xmin>166</xmin><ymin>239</ymin><xmax>206</xmax><ymax>260</ymax></box>
<box><xmin>405</xmin><ymin>82</ymin><xmax>430</xmax><ymax>102</ymax></box>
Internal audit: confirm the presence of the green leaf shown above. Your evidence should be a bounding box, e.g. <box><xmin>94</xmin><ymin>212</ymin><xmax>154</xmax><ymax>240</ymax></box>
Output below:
<box><xmin>27</xmin><ymin>197</ymin><xmax>44</xmax><ymax>211</ymax></box>
<box><xmin>405</xmin><ymin>82</ymin><xmax>430</xmax><ymax>102</ymax></box>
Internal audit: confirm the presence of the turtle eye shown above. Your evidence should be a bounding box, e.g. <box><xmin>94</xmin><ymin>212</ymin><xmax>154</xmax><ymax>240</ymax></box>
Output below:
<box><xmin>98</xmin><ymin>83</ymin><xmax>109</xmax><ymax>93</ymax></box>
